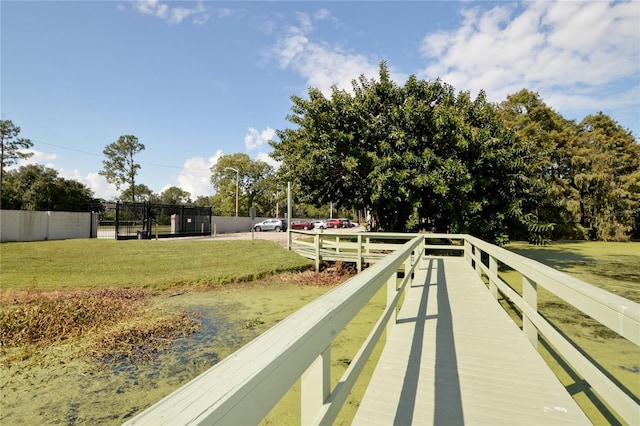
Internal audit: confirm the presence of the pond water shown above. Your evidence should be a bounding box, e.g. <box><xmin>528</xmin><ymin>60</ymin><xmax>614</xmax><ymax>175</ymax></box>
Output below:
<box><xmin>0</xmin><ymin>283</ymin><xmax>332</xmax><ymax>425</ymax></box>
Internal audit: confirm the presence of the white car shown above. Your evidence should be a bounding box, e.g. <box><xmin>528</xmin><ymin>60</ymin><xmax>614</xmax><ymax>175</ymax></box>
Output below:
<box><xmin>312</xmin><ymin>220</ymin><xmax>326</xmax><ymax>229</ymax></box>
<box><xmin>254</xmin><ymin>218</ymin><xmax>287</xmax><ymax>232</ymax></box>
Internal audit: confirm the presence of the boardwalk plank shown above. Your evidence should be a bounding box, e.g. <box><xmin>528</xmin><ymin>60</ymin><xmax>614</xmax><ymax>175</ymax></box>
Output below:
<box><xmin>353</xmin><ymin>256</ymin><xmax>591</xmax><ymax>425</ymax></box>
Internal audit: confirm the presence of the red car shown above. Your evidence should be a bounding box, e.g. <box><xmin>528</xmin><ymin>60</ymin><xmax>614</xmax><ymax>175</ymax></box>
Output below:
<box><xmin>290</xmin><ymin>220</ymin><xmax>314</xmax><ymax>230</ymax></box>
<box><xmin>324</xmin><ymin>218</ymin><xmax>342</xmax><ymax>228</ymax></box>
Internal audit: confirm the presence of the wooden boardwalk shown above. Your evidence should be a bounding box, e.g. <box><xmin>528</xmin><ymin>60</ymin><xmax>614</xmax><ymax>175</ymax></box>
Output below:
<box><xmin>353</xmin><ymin>256</ymin><xmax>592</xmax><ymax>425</ymax></box>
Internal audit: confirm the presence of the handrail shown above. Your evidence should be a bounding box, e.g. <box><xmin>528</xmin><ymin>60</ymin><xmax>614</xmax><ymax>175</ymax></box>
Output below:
<box><xmin>124</xmin><ymin>232</ymin><xmax>639</xmax><ymax>425</ymax></box>
<box><xmin>124</xmin><ymin>235</ymin><xmax>424</xmax><ymax>425</ymax></box>
<box><xmin>462</xmin><ymin>235</ymin><xmax>639</xmax><ymax>424</ymax></box>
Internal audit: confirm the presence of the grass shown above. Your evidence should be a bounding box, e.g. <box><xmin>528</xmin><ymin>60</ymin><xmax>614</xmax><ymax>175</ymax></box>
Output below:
<box><xmin>0</xmin><ymin>239</ymin><xmax>312</xmax><ymax>291</ymax></box>
<box><xmin>505</xmin><ymin>240</ymin><xmax>640</xmax><ymax>302</ymax></box>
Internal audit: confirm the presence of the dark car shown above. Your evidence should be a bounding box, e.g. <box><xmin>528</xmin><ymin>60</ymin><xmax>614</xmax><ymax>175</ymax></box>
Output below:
<box><xmin>291</xmin><ymin>220</ymin><xmax>314</xmax><ymax>230</ymax></box>
<box><xmin>324</xmin><ymin>218</ymin><xmax>342</xmax><ymax>228</ymax></box>
<box><xmin>339</xmin><ymin>218</ymin><xmax>355</xmax><ymax>228</ymax></box>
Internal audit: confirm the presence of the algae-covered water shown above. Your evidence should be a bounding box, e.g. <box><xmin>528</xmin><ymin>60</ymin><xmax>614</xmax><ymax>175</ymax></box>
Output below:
<box><xmin>0</xmin><ymin>281</ymin><xmax>338</xmax><ymax>425</ymax></box>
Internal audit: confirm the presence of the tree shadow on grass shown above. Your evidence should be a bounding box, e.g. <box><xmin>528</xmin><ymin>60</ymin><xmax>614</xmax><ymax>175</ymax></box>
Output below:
<box><xmin>507</xmin><ymin>242</ymin><xmax>593</xmax><ymax>271</ymax></box>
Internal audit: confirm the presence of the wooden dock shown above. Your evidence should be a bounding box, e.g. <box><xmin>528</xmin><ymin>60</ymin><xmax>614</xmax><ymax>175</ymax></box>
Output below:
<box><xmin>353</xmin><ymin>256</ymin><xmax>591</xmax><ymax>425</ymax></box>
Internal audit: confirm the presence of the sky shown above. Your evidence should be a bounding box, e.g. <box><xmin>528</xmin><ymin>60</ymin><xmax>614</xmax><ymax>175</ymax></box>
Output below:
<box><xmin>2</xmin><ymin>0</ymin><xmax>639</xmax><ymax>201</ymax></box>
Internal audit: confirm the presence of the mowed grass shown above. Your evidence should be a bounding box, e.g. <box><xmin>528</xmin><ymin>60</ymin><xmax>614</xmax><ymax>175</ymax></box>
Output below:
<box><xmin>506</xmin><ymin>240</ymin><xmax>640</xmax><ymax>302</ymax></box>
<box><xmin>0</xmin><ymin>239</ymin><xmax>312</xmax><ymax>291</ymax></box>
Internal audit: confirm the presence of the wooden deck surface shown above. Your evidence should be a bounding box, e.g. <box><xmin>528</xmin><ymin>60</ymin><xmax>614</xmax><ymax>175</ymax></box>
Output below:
<box><xmin>353</xmin><ymin>256</ymin><xmax>592</xmax><ymax>425</ymax></box>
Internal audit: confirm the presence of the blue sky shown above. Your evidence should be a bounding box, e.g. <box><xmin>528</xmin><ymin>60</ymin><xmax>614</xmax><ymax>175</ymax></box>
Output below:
<box><xmin>3</xmin><ymin>0</ymin><xmax>639</xmax><ymax>200</ymax></box>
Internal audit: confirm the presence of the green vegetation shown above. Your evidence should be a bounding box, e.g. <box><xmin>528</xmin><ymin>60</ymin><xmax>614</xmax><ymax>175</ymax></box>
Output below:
<box><xmin>271</xmin><ymin>64</ymin><xmax>640</xmax><ymax>242</ymax></box>
<box><xmin>0</xmin><ymin>239</ymin><xmax>311</xmax><ymax>291</ymax></box>
<box><xmin>506</xmin><ymin>240</ymin><xmax>640</xmax><ymax>302</ymax></box>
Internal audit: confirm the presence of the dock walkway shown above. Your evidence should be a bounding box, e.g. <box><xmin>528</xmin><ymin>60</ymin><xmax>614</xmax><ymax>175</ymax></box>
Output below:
<box><xmin>353</xmin><ymin>256</ymin><xmax>591</xmax><ymax>425</ymax></box>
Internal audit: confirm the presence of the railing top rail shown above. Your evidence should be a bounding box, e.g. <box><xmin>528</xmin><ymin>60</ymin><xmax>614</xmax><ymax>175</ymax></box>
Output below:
<box><xmin>125</xmin><ymin>235</ymin><xmax>424</xmax><ymax>425</ymax></box>
<box><xmin>464</xmin><ymin>234</ymin><xmax>640</xmax><ymax>343</ymax></box>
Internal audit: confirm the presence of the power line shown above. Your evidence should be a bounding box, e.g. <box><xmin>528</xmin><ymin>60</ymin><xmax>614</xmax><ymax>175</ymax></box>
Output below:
<box><xmin>30</xmin><ymin>138</ymin><xmax>213</xmax><ymax>175</ymax></box>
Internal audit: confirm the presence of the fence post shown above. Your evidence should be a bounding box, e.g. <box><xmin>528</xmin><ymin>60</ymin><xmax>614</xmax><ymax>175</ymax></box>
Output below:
<box><xmin>301</xmin><ymin>346</ymin><xmax>330</xmax><ymax>425</ymax></box>
<box><xmin>464</xmin><ymin>238</ymin><xmax>471</xmax><ymax>265</ymax></box>
<box><xmin>522</xmin><ymin>275</ymin><xmax>538</xmax><ymax>348</ymax></box>
<box><xmin>386</xmin><ymin>271</ymin><xmax>398</xmax><ymax>336</ymax></box>
<box><xmin>357</xmin><ymin>234</ymin><xmax>363</xmax><ymax>273</ymax></box>
<box><xmin>474</xmin><ymin>246</ymin><xmax>482</xmax><ymax>277</ymax></box>
<box><xmin>489</xmin><ymin>255</ymin><xmax>498</xmax><ymax>299</ymax></box>
<box><xmin>314</xmin><ymin>233</ymin><xmax>321</xmax><ymax>273</ymax></box>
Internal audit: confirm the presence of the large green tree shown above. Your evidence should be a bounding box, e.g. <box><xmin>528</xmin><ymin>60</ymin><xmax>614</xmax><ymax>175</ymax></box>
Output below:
<box><xmin>271</xmin><ymin>63</ymin><xmax>539</xmax><ymax>242</ymax></box>
<box><xmin>155</xmin><ymin>186</ymin><xmax>192</xmax><ymax>205</ymax></box>
<box><xmin>2</xmin><ymin>164</ymin><xmax>94</xmax><ymax>211</ymax></box>
<box><xmin>210</xmin><ymin>153</ymin><xmax>276</xmax><ymax>216</ymax></box>
<box><xmin>99</xmin><ymin>135</ymin><xmax>145</xmax><ymax>202</ymax></box>
<box><xmin>571</xmin><ymin>113</ymin><xmax>640</xmax><ymax>240</ymax></box>
<box><xmin>500</xmin><ymin>90</ymin><xmax>640</xmax><ymax>241</ymax></box>
<box><xmin>119</xmin><ymin>184</ymin><xmax>154</xmax><ymax>203</ymax></box>
<box><xmin>0</xmin><ymin>120</ymin><xmax>33</xmax><ymax>209</ymax></box>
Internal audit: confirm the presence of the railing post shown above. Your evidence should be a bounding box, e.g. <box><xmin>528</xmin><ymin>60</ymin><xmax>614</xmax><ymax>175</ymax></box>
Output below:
<box><xmin>464</xmin><ymin>238</ymin><xmax>472</xmax><ymax>265</ymax></box>
<box><xmin>474</xmin><ymin>246</ymin><xmax>482</xmax><ymax>277</ymax></box>
<box><xmin>314</xmin><ymin>234</ymin><xmax>321</xmax><ymax>273</ymax></box>
<box><xmin>335</xmin><ymin>236</ymin><xmax>340</xmax><ymax>253</ymax></box>
<box><xmin>301</xmin><ymin>346</ymin><xmax>330</xmax><ymax>425</ymax></box>
<box><xmin>522</xmin><ymin>275</ymin><xmax>538</xmax><ymax>348</ymax></box>
<box><xmin>365</xmin><ymin>237</ymin><xmax>370</xmax><ymax>254</ymax></box>
<box><xmin>489</xmin><ymin>255</ymin><xmax>498</xmax><ymax>299</ymax></box>
<box><xmin>386</xmin><ymin>271</ymin><xmax>398</xmax><ymax>336</ymax></box>
<box><xmin>357</xmin><ymin>234</ymin><xmax>363</xmax><ymax>273</ymax></box>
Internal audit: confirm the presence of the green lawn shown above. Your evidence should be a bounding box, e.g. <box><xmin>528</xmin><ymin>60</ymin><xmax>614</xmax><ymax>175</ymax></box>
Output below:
<box><xmin>0</xmin><ymin>239</ymin><xmax>312</xmax><ymax>291</ymax></box>
<box><xmin>506</xmin><ymin>240</ymin><xmax>640</xmax><ymax>302</ymax></box>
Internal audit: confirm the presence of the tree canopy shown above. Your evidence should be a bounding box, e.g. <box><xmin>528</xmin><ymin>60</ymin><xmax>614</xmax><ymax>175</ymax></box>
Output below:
<box><xmin>271</xmin><ymin>63</ymin><xmax>542</xmax><ymax>242</ymax></box>
<box><xmin>271</xmin><ymin>64</ymin><xmax>639</xmax><ymax>242</ymax></box>
<box><xmin>210</xmin><ymin>153</ymin><xmax>276</xmax><ymax>216</ymax></box>
<box><xmin>2</xmin><ymin>164</ymin><xmax>95</xmax><ymax>211</ymax></box>
<box><xmin>0</xmin><ymin>120</ymin><xmax>33</xmax><ymax>209</ymax></box>
<box><xmin>99</xmin><ymin>135</ymin><xmax>145</xmax><ymax>202</ymax></box>
<box><xmin>499</xmin><ymin>90</ymin><xmax>640</xmax><ymax>241</ymax></box>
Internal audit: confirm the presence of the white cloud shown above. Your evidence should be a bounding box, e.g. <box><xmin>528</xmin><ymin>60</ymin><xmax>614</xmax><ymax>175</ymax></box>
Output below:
<box><xmin>173</xmin><ymin>152</ymin><xmax>223</xmax><ymax>198</ymax></box>
<box><xmin>418</xmin><ymin>1</ymin><xmax>640</xmax><ymax>114</ymax></box>
<box><xmin>256</xmin><ymin>151</ymin><xmax>280</xmax><ymax>170</ymax></box>
<box><xmin>245</xmin><ymin>127</ymin><xmax>276</xmax><ymax>150</ymax></box>
<box><xmin>15</xmin><ymin>149</ymin><xmax>57</xmax><ymax>168</ymax></box>
<box><xmin>270</xmin><ymin>12</ymin><xmax>387</xmax><ymax>96</ymax></box>
<box><xmin>131</xmin><ymin>0</ymin><xmax>210</xmax><ymax>25</ymax></box>
<box><xmin>54</xmin><ymin>169</ymin><xmax>119</xmax><ymax>200</ymax></box>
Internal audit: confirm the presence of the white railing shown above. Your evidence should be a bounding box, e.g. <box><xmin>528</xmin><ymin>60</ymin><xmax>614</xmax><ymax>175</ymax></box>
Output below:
<box><xmin>124</xmin><ymin>235</ymin><xmax>425</xmax><ymax>425</ymax></box>
<box><xmin>124</xmin><ymin>233</ymin><xmax>639</xmax><ymax>425</ymax></box>
<box><xmin>463</xmin><ymin>235</ymin><xmax>639</xmax><ymax>425</ymax></box>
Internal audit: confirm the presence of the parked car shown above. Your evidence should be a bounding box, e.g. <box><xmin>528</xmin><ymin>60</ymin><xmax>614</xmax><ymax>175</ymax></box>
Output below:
<box><xmin>312</xmin><ymin>220</ymin><xmax>326</xmax><ymax>229</ymax></box>
<box><xmin>254</xmin><ymin>218</ymin><xmax>287</xmax><ymax>232</ymax></box>
<box><xmin>324</xmin><ymin>218</ymin><xmax>342</xmax><ymax>228</ymax></box>
<box><xmin>291</xmin><ymin>220</ymin><xmax>314</xmax><ymax>230</ymax></box>
<box><xmin>339</xmin><ymin>218</ymin><xmax>355</xmax><ymax>228</ymax></box>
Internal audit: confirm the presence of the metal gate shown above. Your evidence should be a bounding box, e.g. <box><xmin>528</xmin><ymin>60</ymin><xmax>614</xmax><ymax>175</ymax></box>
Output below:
<box><xmin>96</xmin><ymin>202</ymin><xmax>212</xmax><ymax>239</ymax></box>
